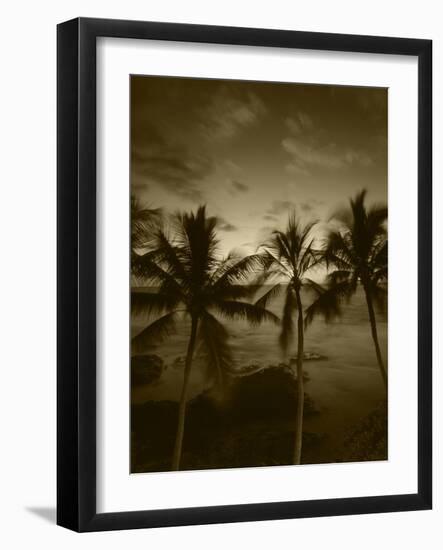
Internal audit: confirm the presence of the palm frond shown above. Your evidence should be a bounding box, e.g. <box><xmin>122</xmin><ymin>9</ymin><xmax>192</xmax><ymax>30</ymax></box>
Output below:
<box><xmin>154</xmin><ymin>229</ymin><xmax>189</xmax><ymax>285</ymax></box>
<box><xmin>263</xmin><ymin>215</ymin><xmax>318</xmax><ymax>279</ymax></box>
<box><xmin>131</xmin><ymin>251</ymin><xmax>183</xmax><ymax>296</ymax></box>
<box><xmin>370</xmin><ymin>239</ymin><xmax>388</xmax><ymax>270</ymax></box>
<box><xmin>299</xmin><ymin>241</ymin><xmax>323</xmax><ymax>276</ymax></box>
<box><xmin>258</xmin><ymin>250</ymin><xmax>293</xmax><ymax>279</ymax></box>
<box><xmin>304</xmin><ymin>280</ymin><xmax>354</xmax><ymax>327</ymax></box>
<box><xmin>325</xmin><ymin>269</ymin><xmax>353</xmax><ymax>285</ymax></box>
<box><xmin>325</xmin><ymin>230</ymin><xmax>356</xmax><ymax>270</ymax></box>
<box><xmin>131</xmin><ymin>290</ymin><xmax>180</xmax><ymax>317</ymax></box>
<box><xmin>198</xmin><ymin>311</ymin><xmax>233</xmax><ymax>386</ymax></box>
<box><xmin>209</xmin><ymin>251</ymin><xmax>240</xmax><ymax>282</ymax></box>
<box><xmin>302</xmin><ymin>277</ymin><xmax>327</xmax><ymax>294</ymax></box>
<box><xmin>213</xmin><ymin>253</ymin><xmax>269</xmax><ymax>288</ymax></box>
<box><xmin>327</xmin><ymin>191</ymin><xmax>388</xmax><ymax>296</ymax></box>
<box><xmin>212</xmin><ymin>299</ymin><xmax>280</xmax><ymax>326</ymax></box>
<box><xmin>299</xmin><ymin>220</ymin><xmax>318</xmax><ymax>248</ymax></box>
<box><xmin>212</xmin><ymin>283</ymin><xmax>258</xmax><ymax>301</ymax></box>
<box><xmin>366</xmin><ymin>204</ymin><xmax>388</xmax><ymax>244</ymax></box>
<box><xmin>373</xmin><ymin>266</ymin><xmax>387</xmax><ymax>284</ymax></box>
<box><xmin>269</xmin><ymin>230</ymin><xmax>294</xmax><ymax>266</ymax></box>
<box><xmin>173</xmin><ymin>206</ymin><xmax>219</xmax><ymax>286</ymax></box>
<box><xmin>131</xmin><ymin>195</ymin><xmax>162</xmax><ymax>250</ymax></box>
<box><xmin>131</xmin><ymin>311</ymin><xmax>179</xmax><ymax>353</ymax></box>
<box><xmin>254</xmin><ymin>282</ymin><xmax>284</xmax><ymax>310</ymax></box>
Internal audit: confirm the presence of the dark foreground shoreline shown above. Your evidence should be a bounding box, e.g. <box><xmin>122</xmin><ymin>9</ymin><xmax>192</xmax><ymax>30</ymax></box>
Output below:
<box><xmin>131</xmin><ymin>361</ymin><xmax>387</xmax><ymax>473</ymax></box>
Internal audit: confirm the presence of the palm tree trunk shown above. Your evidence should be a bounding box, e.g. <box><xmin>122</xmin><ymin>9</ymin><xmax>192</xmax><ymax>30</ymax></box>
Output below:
<box><xmin>293</xmin><ymin>289</ymin><xmax>304</xmax><ymax>465</ymax></box>
<box><xmin>363</xmin><ymin>285</ymin><xmax>387</xmax><ymax>389</ymax></box>
<box><xmin>171</xmin><ymin>316</ymin><xmax>198</xmax><ymax>471</ymax></box>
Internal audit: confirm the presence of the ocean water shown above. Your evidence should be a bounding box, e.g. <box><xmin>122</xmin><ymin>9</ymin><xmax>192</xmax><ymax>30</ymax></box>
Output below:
<box><xmin>131</xmin><ymin>285</ymin><xmax>387</xmax><ymax>445</ymax></box>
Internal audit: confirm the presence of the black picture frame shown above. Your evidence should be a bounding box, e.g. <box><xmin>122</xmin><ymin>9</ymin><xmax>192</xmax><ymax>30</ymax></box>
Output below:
<box><xmin>57</xmin><ymin>17</ymin><xmax>432</xmax><ymax>532</ymax></box>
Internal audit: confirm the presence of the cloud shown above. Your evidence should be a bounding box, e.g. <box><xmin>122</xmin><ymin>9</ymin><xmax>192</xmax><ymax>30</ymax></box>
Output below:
<box><xmin>201</xmin><ymin>89</ymin><xmax>266</xmax><ymax>140</ymax></box>
<box><xmin>131</xmin><ymin>125</ymin><xmax>213</xmax><ymax>201</ymax></box>
<box><xmin>217</xmin><ymin>216</ymin><xmax>238</xmax><ymax>232</ymax></box>
<box><xmin>131</xmin><ymin>88</ymin><xmax>265</xmax><ymax>202</ymax></box>
<box><xmin>283</xmin><ymin>139</ymin><xmax>347</xmax><ymax>172</ymax></box>
<box><xmin>283</xmin><ymin>112</ymin><xmax>374</xmax><ymax>175</ymax></box>
<box><xmin>131</xmin><ymin>83</ymin><xmax>266</xmax><ymax>204</ymax></box>
<box><xmin>256</xmin><ymin>226</ymin><xmax>275</xmax><ymax>244</ymax></box>
<box><xmin>264</xmin><ymin>198</ymin><xmax>323</xmax><ymax>219</ymax></box>
<box><xmin>263</xmin><ymin>214</ymin><xmax>278</xmax><ymax>222</ymax></box>
<box><xmin>299</xmin><ymin>199</ymin><xmax>324</xmax><ymax>214</ymax></box>
<box><xmin>285</xmin><ymin>113</ymin><xmax>314</xmax><ymax>135</ymax></box>
<box><xmin>131</xmin><ymin>173</ymin><xmax>150</xmax><ymax>194</ymax></box>
<box><xmin>300</xmin><ymin>203</ymin><xmax>313</xmax><ymax>213</ymax></box>
<box><xmin>231</xmin><ymin>180</ymin><xmax>249</xmax><ymax>193</ymax></box>
<box><xmin>224</xmin><ymin>159</ymin><xmax>242</xmax><ymax>173</ymax></box>
<box><xmin>343</xmin><ymin>149</ymin><xmax>374</xmax><ymax>167</ymax></box>
<box><xmin>266</xmin><ymin>200</ymin><xmax>295</xmax><ymax>216</ymax></box>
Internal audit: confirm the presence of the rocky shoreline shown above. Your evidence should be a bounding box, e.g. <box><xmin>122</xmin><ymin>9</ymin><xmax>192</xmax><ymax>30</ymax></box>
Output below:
<box><xmin>131</xmin><ymin>350</ymin><xmax>328</xmax><ymax>387</ymax></box>
<box><xmin>131</xmin><ymin>362</ymin><xmax>322</xmax><ymax>472</ymax></box>
<box><xmin>130</xmin><ymin>353</ymin><xmax>387</xmax><ymax>472</ymax></box>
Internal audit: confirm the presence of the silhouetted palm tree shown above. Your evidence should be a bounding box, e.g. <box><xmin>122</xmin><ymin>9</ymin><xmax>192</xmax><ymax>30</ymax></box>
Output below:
<box><xmin>256</xmin><ymin>214</ymin><xmax>323</xmax><ymax>465</ymax></box>
<box><xmin>131</xmin><ymin>206</ymin><xmax>279</xmax><ymax>470</ymax></box>
<box><xmin>306</xmin><ymin>190</ymin><xmax>388</xmax><ymax>388</ymax></box>
<box><xmin>131</xmin><ymin>194</ymin><xmax>162</xmax><ymax>270</ymax></box>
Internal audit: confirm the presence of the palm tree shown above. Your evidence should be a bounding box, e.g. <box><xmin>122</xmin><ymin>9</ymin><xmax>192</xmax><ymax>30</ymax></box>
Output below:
<box><xmin>309</xmin><ymin>190</ymin><xmax>387</xmax><ymax>388</ymax></box>
<box><xmin>131</xmin><ymin>206</ymin><xmax>279</xmax><ymax>470</ymax></box>
<box><xmin>131</xmin><ymin>194</ymin><xmax>162</xmax><ymax>270</ymax></box>
<box><xmin>256</xmin><ymin>214</ymin><xmax>322</xmax><ymax>465</ymax></box>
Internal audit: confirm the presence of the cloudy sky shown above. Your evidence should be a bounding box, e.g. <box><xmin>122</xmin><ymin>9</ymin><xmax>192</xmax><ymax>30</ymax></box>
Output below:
<box><xmin>131</xmin><ymin>75</ymin><xmax>387</xmax><ymax>256</ymax></box>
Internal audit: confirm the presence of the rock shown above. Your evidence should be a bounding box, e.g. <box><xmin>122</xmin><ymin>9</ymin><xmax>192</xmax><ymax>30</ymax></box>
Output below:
<box><xmin>226</xmin><ymin>366</ymin><xmax>317</xmax><ymax>421</ymax></box>
<box><xmin>290</xmin><ymin>352</ymin><xmax>327</xmax><ymax>364</ymax></box>
<box><xmin>172</xmin><ymin>356</ymin><xmax>185</xmax><ymax>370</ymax></box>
<box><xmin>247</xmin><ymin>363</ymin><xmax>261</xmax><ymax>371</ymax></box>
<box><xmin>231</xmin><ymin>363</ymin><xmax>265</xmax><ymax>377</ymax></box>
<box><xmin>305</xmin><ymin>352</ymin><xmax>326</xmax><ymax>361</ymax></box>
<box><xmin>131</xmin><ymin>355</ymin><xmax>163</xmax><ymax>387</ymax></box>
<box><xmin>131</xmin><ymin>363</ymin><xmax>320</xmax><ymax>473</ymax></box>
<box><xmin>290</xmin><ymin>367</ymin><xmax>310</xmax><ymax>382</ymax></box>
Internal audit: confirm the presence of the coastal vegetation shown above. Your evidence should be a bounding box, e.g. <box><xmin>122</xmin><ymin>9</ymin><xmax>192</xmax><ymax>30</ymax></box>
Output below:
<box><xmin>326</xmin><ymin>191</ymin><xmax>388</xmax><ymax>388</ymax></box>
<box><xmin>131</xmin><ymin>190</ymin><xmax>388</xmax><ymax>470</ymax></box>
<box><xmin>131</xmin><ymin>206</ymin><xmax>278</xmax><ymax>470</ymax></box>
<box><xmin>257</xmin><ymin>217</ymin><xmax>342</xmax><ymax>464</ymax></box>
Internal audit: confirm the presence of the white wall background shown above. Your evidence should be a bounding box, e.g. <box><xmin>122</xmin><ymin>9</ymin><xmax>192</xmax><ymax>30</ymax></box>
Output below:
<box><xmin>0</xmin><ymin>1</ymin><xmax>440</xmax><ymax>547</ymax></box>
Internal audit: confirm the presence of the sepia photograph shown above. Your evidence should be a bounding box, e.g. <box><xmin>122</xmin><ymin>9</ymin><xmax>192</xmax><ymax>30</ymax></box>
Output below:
<box><xmin>130</xmin><ymin>75</ymin><xmax>388</xmax><ymax>473</ymax></box>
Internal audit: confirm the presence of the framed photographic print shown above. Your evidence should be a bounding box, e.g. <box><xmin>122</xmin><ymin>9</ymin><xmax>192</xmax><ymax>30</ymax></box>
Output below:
<box><xmin>57</xmin><ymin>17</ymin><xmax>432</xmax><ymax>532</ymax></box>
